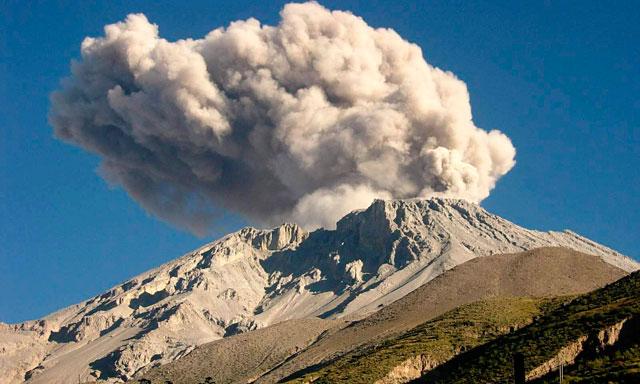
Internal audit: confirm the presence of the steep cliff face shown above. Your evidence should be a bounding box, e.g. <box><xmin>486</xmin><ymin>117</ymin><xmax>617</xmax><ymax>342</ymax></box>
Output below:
<box><xmin>1</xmin><ymin>198</ymin><xmax>637</xmax><ymax>383</ymax></box>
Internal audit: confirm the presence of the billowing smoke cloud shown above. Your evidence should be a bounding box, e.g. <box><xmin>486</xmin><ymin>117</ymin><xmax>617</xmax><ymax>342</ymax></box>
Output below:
<box><xmin>50</xmin><ymin>2</ymin><xmax>516</xmax><ymax>233</ymax></box>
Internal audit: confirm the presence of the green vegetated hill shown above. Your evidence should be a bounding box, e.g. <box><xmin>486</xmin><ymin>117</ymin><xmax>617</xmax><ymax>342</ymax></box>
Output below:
<box><xmin>531</xmin><ymin>330</ymin><xmax>640</xmax><ymax>384</ymax></box>
<box><xmin>285</xmin><ymin>271</ymin><xmax>640</xmax><ymax>384</ymax></box>
<box><xmin>284</xmin><ymin>296</ymin><xmax>565</xmax><ymax>384</ymax></box>
<box><xmin>415</xmin><ymin>271</ymin><xmax>640</xmax><ymax>384</ymax></box>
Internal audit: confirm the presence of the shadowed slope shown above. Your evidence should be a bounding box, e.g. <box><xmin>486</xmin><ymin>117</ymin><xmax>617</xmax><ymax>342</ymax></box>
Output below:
<box><xmin>414</xmin><ymin>270</ymin><xmax>640</xmax><ymax>383</ymax></box>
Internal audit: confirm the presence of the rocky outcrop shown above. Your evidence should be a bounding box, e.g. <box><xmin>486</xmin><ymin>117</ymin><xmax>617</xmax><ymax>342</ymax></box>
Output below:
<box><xmin>526</xmin><ymin>336</ymin><xmax>589</xmax><ymax>380</ymax></box>
<box><xmin>592</xmin><ymin>317</ymin><xmax>629</xmax><ymax>351</ymax></box>
<box><xmin>0</xmin><ymin>322</ymin><xmax>50</xmax><ymax>384</ymax></box>
<box><xmin>248</xmin><ymin>223</ymin><xmax>308</xmax><ymax>251</ymax></box>
<box><xmin>374</xmin><ymin>354</ymin><xmax>443</xmax><ymax>384</ymax></box>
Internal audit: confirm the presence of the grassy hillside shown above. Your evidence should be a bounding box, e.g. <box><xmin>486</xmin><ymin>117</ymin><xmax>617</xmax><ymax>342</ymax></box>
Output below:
<box><xmin>417</xmin><ymin>271</ymin><xmax>640</xmax><ymax>383</ymax></box>
<box><xmin>533</xmin><ymin>339</ymin><xmax>640</xmax><ymax>384</ymax></box>
<box><xmin>284</xmin><ymin>296</ymin><xmax>565</xmax><ymax>384</ymax></box>
<box><xmin>282</xmin><ymin>272</ymin><xmax>640</xmax><ymax>384</ymax></box>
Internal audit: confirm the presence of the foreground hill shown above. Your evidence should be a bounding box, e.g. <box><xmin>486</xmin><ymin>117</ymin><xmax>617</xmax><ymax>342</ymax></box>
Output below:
<box><xmin>280</xmin><ymin>269</ymin><xmax>640</xmax><ymax>384</ymax></box>
<box><xmin>1</xmin><ymin>198</ymin><xmax>637</xmax><ymax>383</ymax></box>
<box><xmin>285</xmin><ymin>296</ymin><xmax>563</xmax><ymax>384</ymax></box>
<box><xmin>142</xmin><ymin>247</ymin><xmax>627</xmax><ymax>383</ymax></box>
<box><xmin>414</xmin><ymin>271</ymin><xmax>640</xmax><ymax>383</ymax></box>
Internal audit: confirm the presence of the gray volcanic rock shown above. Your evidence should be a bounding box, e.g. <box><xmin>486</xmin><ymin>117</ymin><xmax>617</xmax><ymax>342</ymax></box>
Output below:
<box><xmin>0</xmin><ymin>198</ymin><xmax>637</xmax><ymax>383</ymax></box>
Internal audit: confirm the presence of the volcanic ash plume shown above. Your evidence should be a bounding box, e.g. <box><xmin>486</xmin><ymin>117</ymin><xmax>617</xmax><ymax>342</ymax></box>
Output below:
<box><xmin>49</xmin><ymin>2</ymin><xmax>516</xmax><ymax>233</ymax></box>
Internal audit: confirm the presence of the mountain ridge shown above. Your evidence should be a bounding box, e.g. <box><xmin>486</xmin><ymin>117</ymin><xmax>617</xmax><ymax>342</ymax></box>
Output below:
<box><xmin>1</xmin><ymin>198</ymin><xmax>637</xmax><ymax>383</ymax></box>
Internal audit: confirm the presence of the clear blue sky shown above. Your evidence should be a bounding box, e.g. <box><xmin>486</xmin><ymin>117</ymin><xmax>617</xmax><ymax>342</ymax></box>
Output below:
<box><xmin>1</xmin><ymin>0</ymin><xmax>638</xmax><ymax>323</ymax></box>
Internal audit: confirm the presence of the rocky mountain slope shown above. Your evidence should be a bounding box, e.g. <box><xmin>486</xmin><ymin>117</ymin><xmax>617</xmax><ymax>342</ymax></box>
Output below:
<box><xmin>145</xmin><ymin>317</ymin><xmax>344</xmax><ymax>384</ymax></box>
<box><xmin>1</xmin><ymin>198</ymin><xmax>637</xmax><ymax>383</ymax></box>
<box><xmin>145</xmin><ymin>247</ymin><xmax>627</xmax><ymax>384</ymax></box>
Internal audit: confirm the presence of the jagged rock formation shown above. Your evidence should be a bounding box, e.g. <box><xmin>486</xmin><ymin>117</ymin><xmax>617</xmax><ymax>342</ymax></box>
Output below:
<box><xmin>0</xmin><ymin>198</ymin><xmax>637</xmax><ymax>383</ymax></box>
